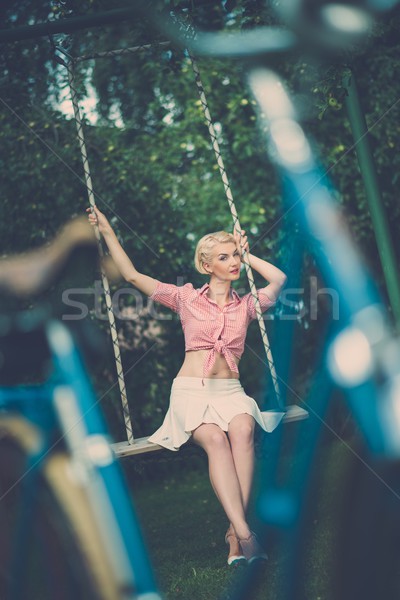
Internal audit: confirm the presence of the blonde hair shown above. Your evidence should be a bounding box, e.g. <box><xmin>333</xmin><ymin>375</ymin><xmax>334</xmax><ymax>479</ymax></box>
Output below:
<box><xmin>194</xmin><ymin>231</ymin><xmax>236</xmax><ymax>274</ymax></box>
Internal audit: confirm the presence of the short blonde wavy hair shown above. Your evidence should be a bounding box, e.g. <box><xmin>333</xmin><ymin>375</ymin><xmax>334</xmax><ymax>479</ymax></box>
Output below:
<box><xmin>194</xmin><ymin>231</ymin><xmax>236</xmax><ymax>274</ymax></box>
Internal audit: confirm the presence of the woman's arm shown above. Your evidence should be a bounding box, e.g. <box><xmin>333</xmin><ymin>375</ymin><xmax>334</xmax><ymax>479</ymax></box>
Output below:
<box><xmin>87</xmin><ymin>206</ymin><xmax>158</xmax><ymax>296</ymax></box>
<box><xmin>247</xmin><ymin>253</ymin><xmax>287</xmax><ymax>301</ymax></box>
<box><xmin>234</xmin><ymin>229</ymin><xmax>287</xmax><ymax>301</ymax></box>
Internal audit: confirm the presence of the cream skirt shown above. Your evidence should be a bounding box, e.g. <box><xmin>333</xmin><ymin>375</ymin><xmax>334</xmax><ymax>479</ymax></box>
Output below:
<box><xmin>147</xmin><ymin>376</ymin><xmax>284</xmax><ymax>452</ymax></box>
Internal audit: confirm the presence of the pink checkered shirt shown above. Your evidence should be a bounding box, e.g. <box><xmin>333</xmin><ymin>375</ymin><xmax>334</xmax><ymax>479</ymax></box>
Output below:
<box><xmin>149</xmin><ymin>282</ymin><xmax>275</xmax><ymax>378</ymax></box>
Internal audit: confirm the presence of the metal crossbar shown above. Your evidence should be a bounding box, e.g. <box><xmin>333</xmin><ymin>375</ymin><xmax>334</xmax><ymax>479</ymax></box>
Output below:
<box><xmin>74</xmin><ymin>41</ymin><xmax>170</xmax><ymax>63</ymax></box>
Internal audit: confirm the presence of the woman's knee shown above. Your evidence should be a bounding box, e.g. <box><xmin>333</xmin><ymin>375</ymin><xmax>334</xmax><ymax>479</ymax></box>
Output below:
<box><xmin>209</xmin><ymin>429</ymin><xmax>230</xmax><ymax>450</ymax></box>
<box><xmin>228</xmin><ymin>416</ymin><xmax>255</xmax><ymax>447</ymax></box>
<box><xmin>193</xmin><ymin>424</ymin><xmax>229</xmax><ymax>452</ymax></box>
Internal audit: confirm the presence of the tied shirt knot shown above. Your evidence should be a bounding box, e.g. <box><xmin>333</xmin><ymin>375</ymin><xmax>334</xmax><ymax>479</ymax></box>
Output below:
<box><xmin>203</xmin><ymin>338</ymin><xmax>239</xmax><ymax>379</ymax></box>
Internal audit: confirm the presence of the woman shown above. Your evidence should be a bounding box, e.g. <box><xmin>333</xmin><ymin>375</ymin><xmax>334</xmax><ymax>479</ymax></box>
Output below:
<box><xmin>88</xmin><ymin>205</ymin><xmax>287</xmax><ymax>565</ymax></box>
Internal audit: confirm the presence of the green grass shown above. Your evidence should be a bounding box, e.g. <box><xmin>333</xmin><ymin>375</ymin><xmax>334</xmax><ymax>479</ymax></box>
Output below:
<box><xmin>131</xmin><ymin>466</ymin><xmax>276</xmax><ymax>599</ymax></box>
<box><xmin>125</xmin><ymin>435</ymin><xmax>365</xmax><ymax>600</ymax></box>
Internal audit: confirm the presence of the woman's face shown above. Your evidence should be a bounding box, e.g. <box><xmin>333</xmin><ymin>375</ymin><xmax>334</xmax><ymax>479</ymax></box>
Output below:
<box><xmin>205</xmin><ymin>242</ymin><xmax>241</xmax><ymax>280</ymax></box>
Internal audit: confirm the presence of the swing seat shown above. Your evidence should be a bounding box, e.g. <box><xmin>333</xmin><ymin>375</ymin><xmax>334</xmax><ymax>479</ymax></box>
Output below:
<box><xmin>280</xmin><ymin>404</ymin><xmax>309</xmax><ymax>422</ymax></box>
<box><xmin>111</xmin><ymin>404</ymin><xmax>308</xmax><ymax>458</ymax></box>
<box><xmin>112</xmin><ymin>437</ymin><xmax>162</xmax><ymax>457</ymax></box>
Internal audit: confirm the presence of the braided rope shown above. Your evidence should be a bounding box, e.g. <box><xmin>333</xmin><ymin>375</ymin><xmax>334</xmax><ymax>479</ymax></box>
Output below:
<box><xmin>188</xmin><ymin>53</ymin><xmax>283</xmax><ymax>410</ymax></box>
<box><xmin>66</xmin><ymin>59</ymin><xmax>135</xmax><ymax>444</ymax></box>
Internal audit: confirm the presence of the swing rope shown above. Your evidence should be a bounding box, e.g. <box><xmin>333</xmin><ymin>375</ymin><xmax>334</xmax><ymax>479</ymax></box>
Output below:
<box><xmin>60</xmin><ymin>51</ymin><xmax>135</xmax><ymax>444</ymax></box>
<box><xmin>188</xmin><ymin>52</ymin><xmax>284</xmax><ymax>411</ymax></box>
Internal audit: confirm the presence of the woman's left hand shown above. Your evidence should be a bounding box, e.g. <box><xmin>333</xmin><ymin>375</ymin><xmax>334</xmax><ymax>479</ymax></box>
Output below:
<box><xmin>233</xmin><ymin>228</ymin><xmax>249</xmax><ymax>261</ymax></box>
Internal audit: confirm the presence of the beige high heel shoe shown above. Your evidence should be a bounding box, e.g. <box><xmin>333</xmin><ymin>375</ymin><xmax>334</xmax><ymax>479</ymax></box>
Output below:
<box><xmin>225</xmin><ymin>526</ymin><xmax>246</xmax><ymax>566</ymax></box>
<box><xmin>238</xmin><ymin>532</ymin><xmax>268</xmax><ymax>564</ymax></box>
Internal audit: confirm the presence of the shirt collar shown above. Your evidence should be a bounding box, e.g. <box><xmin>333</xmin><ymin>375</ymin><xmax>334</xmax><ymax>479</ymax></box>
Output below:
<box><xmin>199</xmin><ymin>283</ymin><xmax>210</xmax><ymax>296</ymax></box>
<box><xmin>199</xmin><ymin>283</ymin><xmax>240</xmax><ymax>303</ymax></box>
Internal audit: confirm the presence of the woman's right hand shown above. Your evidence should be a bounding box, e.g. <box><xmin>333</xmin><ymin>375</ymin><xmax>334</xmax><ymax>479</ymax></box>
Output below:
<box><xmin>86</xmin><ymin>205</ymin><xmax>112</xmax><ymax>236</ymax></box>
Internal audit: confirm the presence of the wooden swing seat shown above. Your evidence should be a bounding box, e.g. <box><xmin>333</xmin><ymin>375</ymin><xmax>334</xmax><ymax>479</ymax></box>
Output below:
<box><xmin>111</xmin><ymin>403</ymin><xmax>309</xmax><ymax>458</ymax></box>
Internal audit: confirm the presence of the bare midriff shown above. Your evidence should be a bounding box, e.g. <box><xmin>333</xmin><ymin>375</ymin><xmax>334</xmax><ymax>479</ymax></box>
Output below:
<box><xmin>176</xmin><ymin>350</ymin><xmax>240</xmax><ymax>379</ymax></box>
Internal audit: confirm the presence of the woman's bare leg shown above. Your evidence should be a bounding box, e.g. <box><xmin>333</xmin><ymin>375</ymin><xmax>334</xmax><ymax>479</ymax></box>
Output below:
<box><xmin>227</xmin><ymin>414</ymin><xmax>256</xmax><ymax>514</ymax></box>
<box><xmin>192</xmin><ymin>423</ymin><xmax>251</xmax><ymax>540</ymax></box>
